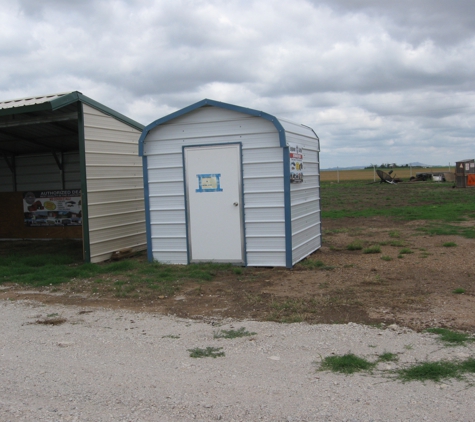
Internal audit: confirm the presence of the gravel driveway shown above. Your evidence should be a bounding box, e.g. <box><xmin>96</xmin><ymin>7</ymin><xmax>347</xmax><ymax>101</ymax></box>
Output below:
<box><xmin>1</xmin><ymin>299</ymin><xmax>474</xmax><ymax>421</ymax></box>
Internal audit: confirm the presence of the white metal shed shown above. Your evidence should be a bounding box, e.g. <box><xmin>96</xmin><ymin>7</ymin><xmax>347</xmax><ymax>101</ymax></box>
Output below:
<box><xmin>139</xmin><ymin>99</ymin><xmax>321</xmax><ymax>268</ymax></box>
<box><xmin>0</xmin><ymin>91</ymin><xmax>146</xmax><ymax>263</ymax></box>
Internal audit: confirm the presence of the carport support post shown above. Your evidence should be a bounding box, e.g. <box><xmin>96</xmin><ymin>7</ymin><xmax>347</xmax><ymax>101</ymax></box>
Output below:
<box><xmin>77</xmin><ymin>102</ymin><xmax>91</xmax><ymax>262</ymax></box>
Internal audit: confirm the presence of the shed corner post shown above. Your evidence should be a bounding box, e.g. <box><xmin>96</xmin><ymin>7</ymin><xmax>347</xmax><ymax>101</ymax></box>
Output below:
<box><xmin>142</xmin><ymin>154</ymin><xmax>154</xmax><ymax>263</ymax></box>
<box><xmin>77</xmin><ymin>101</ymin><xmax>91</xmax><ymax>262</ymax></box>
<box><xmin>282</xmin><ymin>145</ymin><xmax>293</xmax><ymax>268</ymax></box>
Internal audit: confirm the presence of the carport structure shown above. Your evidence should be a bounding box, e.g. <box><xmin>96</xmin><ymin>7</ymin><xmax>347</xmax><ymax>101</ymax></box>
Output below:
<box><xmin>0</xmin><ymin>91</ymin><xmax>146</xmax><ymax>262</ymax></box>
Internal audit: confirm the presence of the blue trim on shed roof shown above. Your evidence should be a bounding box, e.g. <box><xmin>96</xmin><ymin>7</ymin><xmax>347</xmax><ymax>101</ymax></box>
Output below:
<box><xmin>138</xmin><ymin>99</ymin><xmax>287</xmax><ymax>156</ymax></box>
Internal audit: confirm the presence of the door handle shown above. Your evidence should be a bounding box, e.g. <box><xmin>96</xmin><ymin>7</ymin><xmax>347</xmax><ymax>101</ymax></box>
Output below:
<box><xmin>233</xmin><ymin>202</ymin><xmax>239</xmax><ymax>206</ymax></box>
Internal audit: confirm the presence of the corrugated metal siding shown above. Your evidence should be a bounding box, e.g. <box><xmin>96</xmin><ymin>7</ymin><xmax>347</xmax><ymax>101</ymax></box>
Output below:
<box><xmin>16</xmin><ymin>154</ymin><xmax>62</xmax><ymax>191</ymax></box>
<box><xmin>289</xmin><ymin>126</ymin><xmax>321</xmax><ymax>265</ymax></box>
<box><xmin>0</xmin><ymin>92</ymin><xmax>68</xmax><ymax>110</ymax></box>
<box><xmin>0</xmin><ymin>161</ymin><xmax>14</xmax><ymax>192</ymax></box>
<box><xmin>144</xmin><ymin>107</ymin><xmax>286</xmax><ymax>266</ymax></box>
<box><xmin>63</xmin><ymin>152</ymin><xmax>81</xmax><ymax>189</ymax></box>
<box><xmin>83</xmin><ymin>104</ymin><xmax>146</xmax><ymax>263</ymax></box>
<box><xmin>0</xmin><ymin>151</ymin><xmax>79</xmax><ymax>193</ymax></box>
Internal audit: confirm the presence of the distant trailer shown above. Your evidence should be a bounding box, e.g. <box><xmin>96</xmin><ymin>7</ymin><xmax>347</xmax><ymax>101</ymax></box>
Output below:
<box><xmin>0</xmin><ymin>91</ymin><xmax>146</xmax><ymax>262</ymax></box>
<box><xmin>139</xmin><ymin>99</ymin><xmax>321</xmax><ymax>268</ymax></box>
<box><xmin>455</xmin><ymin>159</ymin><xmax>475</xmax><ymax>188</ymax></box>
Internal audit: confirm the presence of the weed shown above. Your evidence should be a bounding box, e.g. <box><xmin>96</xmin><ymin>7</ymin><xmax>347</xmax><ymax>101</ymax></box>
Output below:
<box><xmin>404</xmin><ymin>344</ymin><xmax>414</xmax><ymax>350</ymax></box>
<box><xmin>347</xmin><ymin>240</ymin><xmax>363</xmax><ymax>251</ymax></box>
<box><xmin>213</xmin><ymin>327</ymin><xmax>256</xmax><ymax>339</ymax></box>
<box><xmin>389</xmin><ymin>231</ymin><xmax>400</xmax><ymax>238</ymax></box>
<box><xmin>399</xmin><ymin>248</ymin><xmax>413</xmax><ymax>255</ymax></box>
<box><xmin>381</xmin><ymin>255</ymin><xmax>393</xmax><ymax>261</ymax></box>
<box><xmin>377</xmin><ymin>352</ymin><xmax>399</xmax><ymax>362</ymax></box>
<box><xmin>280</xmin><ymin>315</ymin><xmax>304</xmax><ymax>323</ymax></box>
<box><xmin>426</xmin><ymin>328</ymin><xmax>474</xmax><ymax>346</ymax></box>
<box><xmin>318</xmin><ymin>353</ymin><xmax>375</xmax><ymax>374</ymax></box>
<box><xmin>300</xmin><ymin>259</ymin><xmax>334</xmax><ymax>270</ymax></box>
<box><xmin>443</xmin><ymin>242</ymin><xmax>457</xmax><ymax>247</ymax></box>
<box><xmin>47</xmin><ymin>313</ymin><xmax>59</xmax><ymax>318</ymax></box>
<box><xmin>188</xmin><ymin>346</ymin><xmax>225</xmax><ymax>358</ymax></box>
<box><xmin>162</xmin><ymin>334</ymin><xmax>180</xmax><ymax>339</ymax></box>
<box><xmin>452</xmin><ymin>288</ymin><xmax>466</xmax><ymax>294</ymax></box>
<box><xmin>243</xmin><ymin>291</ymin><xmax>263</xmax><ymax>305</ymax></box>
<box><xmin>459</xmin><ymin>358</ymin><xmax>475</xmax><ymax>373</ymax></box>
<box><xmin>397</xmin><ymin>361</ymin><xmax>460</xmax><ymax>382</ymax></box>
<box><xmin>36</xmin><ymin>318</ymin><xmax>66</xmax><ymax>325</ymax></box>
<box><xmin>363</xmin><ymin>245</ymin><xmax>381</xmax><ymax>254</ymax></box>
<box><xmin>324</xmin><ymin>228</ymin><xmax>348</xmax><ymax>235</ymax></box>
<box><xmin>398</xmin><ymin>254</ymin><xmax>404</xmax><ymax>259</ymax></box>
<box><xmin>417</xmin><ymin>223</ymin><xmax>475</xmax><ymax>239</ymax></box>
<box><xmin>389</xmin><ymin>240</ymin><xmax>405</xmax><ymax>247</ymax></box>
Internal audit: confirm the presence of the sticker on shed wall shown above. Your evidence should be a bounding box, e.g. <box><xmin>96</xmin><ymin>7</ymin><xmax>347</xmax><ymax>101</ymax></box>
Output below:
<box><xmin>196</xmin><ymin>174</ymin><xmax>223</xmax><ymax>192</ymax></box>
<box><xmin>289</xmin><ymin>143</ymin><xmax>303</xmax><ymax>183</ymax></box>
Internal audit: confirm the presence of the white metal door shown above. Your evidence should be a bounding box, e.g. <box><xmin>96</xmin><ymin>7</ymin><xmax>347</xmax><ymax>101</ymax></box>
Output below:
<box><xmin>184</xmin><ymin>144</ymin><xmax>244</xmax><ymax>263</ymax></box>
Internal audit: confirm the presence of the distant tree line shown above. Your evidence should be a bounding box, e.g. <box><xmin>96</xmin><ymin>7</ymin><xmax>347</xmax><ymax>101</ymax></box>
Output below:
<box><xmin>364</xmin><ymin>163</ymin><xmax>417</xmax><ymax>169</ymax></box>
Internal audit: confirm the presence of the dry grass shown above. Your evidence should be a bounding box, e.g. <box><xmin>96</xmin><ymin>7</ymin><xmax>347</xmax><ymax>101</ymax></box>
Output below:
<box><xmin>320</xmin><ymin>167</ymin><xmax>452</xmax><ymax>182</ymax></box>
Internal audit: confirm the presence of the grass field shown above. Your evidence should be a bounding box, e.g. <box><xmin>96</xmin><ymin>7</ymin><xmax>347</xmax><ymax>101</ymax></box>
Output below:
<box><xmin>320</xmin><ymin>180</ymin><xmax>475</xmax><ymax>227</ymax></box>
<box><xmin>321</xmin><ymin>167</ymin><xmax>452</xmax><ymax>182</ymax></box>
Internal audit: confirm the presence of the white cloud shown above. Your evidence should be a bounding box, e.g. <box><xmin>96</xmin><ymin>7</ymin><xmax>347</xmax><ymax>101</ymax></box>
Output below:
<box><xmin>1</xmin><ymin>0</ymin><xmax>475</xmax><ymax>167</ymax></box>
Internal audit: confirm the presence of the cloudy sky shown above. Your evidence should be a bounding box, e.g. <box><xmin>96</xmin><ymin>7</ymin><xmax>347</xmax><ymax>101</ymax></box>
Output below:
<box><xmin>2</xmin><ymin>0</ymin><xmax>475</xmax><ymax>168</ymax></box>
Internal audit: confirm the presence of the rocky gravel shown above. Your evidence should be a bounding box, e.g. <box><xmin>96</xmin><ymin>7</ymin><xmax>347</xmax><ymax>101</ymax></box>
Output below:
<box><xmin>1</xmin><ymin>299</ymin><xmax>474</xmax><ymax>422</ymax></box>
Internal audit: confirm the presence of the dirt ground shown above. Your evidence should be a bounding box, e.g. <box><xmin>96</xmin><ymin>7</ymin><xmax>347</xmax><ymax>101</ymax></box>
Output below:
<box><xmin>1</xmin><ymin>216</ymin><xmax>474</xmax><ymax>331</ymax></box>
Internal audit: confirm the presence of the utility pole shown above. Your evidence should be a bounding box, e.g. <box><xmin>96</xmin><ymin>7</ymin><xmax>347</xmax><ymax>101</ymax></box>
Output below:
<box><xmin>337</xmin><ymin>166</ymin><xmax>339</xmax><ymax>183</ymax></box>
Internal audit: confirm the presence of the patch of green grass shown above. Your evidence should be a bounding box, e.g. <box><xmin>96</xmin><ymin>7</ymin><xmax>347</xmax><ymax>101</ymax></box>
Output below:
<box><xmin>397</xmin><ymin>360</ymin><xmax>460</xmax><ymax>382</ymax></box>
<box><xmin>0</xmin><ymin>245</ymin><xmax>243</xmax><ymax>295</ymax></box>
<box><xmin>381</xmin><ymin>255</ymin><xmax>393</xmax><ymax>261</ymax></box>
<box><xmin>459</xmin><ymin>358</ymin><xmax>475</xmax><ymax>373</ymax></box>
<box><xmin>318</xmin><ymin>353</ymin><xmax>375</xmax><ymax>374</ymax></box>
<box><xmin>417</xmin><ymin>223</ymin><xmax>475</xmax><ymax>239</ymax></box>
<box><xmin>347</xmin><ymin>240</ymin><xmax>363</xmax><ymax>251</ymax></box>
<box><xmin>300</xmin><ymin>259</ymin><xmax>334</xmax><ymax>270</ymax></box>
<box><xmin>389</xmin><ymin>231</ymin><xmax>400</xmax><ymax>238</ymax></box>
<box><xmin>426</xmin><ymin>328</ymin><xmax>474</xmax><ymax>346</ymax></box>
<box><xmin>213</xmin><ymin>327</ymin><xmax>256</xmax><ymax>339</ymax></box>
<box><xmin>324</xmin><ymin>228</ymin><xmax>348</xmax><ymax>235</ymax></box>
<box><xmin>399</xmin><ymin>248</ymin><xmax>413</xmax><ymax>255</ymax></box>
<box><xmin>389</xmin><ymin>240</ymin><xmax>405</xmax><ymax>247</ymax></box>
<box><xmin>443</xmin><ymin>242</ymin><xmax>457</xmax><ymax>247</ymax></box>
<box><xmin>188</xmin><ymin>347</ymin><xmax>225</xmax><ymax>358</ymax></box>
<box><xmin>363</xmin><ymin>245</ymin><xmax>381</xmax><ymax>254</ymax></box>
<box><xmin>377</xmin><ymin>352</ymin><xmax>399</xmax><ymax>362</ymax></box>
<box><xmin>452</xmin><ymin>288</ymin><xmax>466</xmax><ymax>294</ymax></box>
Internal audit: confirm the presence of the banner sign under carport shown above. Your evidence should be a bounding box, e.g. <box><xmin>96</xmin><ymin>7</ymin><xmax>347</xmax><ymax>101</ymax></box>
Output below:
<box><xmin>23</xmin><ymin>189</ymin><xmax>82</xmax><ymax>227</ymax></box>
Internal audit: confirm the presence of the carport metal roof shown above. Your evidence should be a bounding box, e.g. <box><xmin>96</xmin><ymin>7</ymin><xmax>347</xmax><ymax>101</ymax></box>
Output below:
<box><xmin>0</xmin><ymin>91</ymin><xmax>144</xmax><ymax>157</ymax></box>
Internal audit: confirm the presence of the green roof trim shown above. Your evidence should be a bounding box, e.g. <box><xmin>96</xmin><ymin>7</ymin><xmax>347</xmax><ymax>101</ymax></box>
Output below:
<box><xmin>0</xmin><ymin>91</ymin><xmax>144</xmax><ymax>130</ymax></box>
